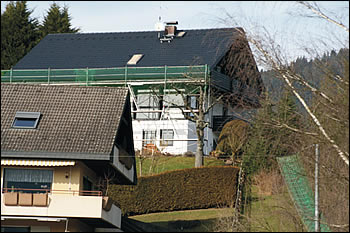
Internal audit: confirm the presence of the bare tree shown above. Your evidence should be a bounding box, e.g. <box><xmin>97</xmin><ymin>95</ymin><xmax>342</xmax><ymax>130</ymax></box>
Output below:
<box><xmin>219</xmin><ymin>2</ymin><xmax>349</xmax><ymax>166</ymax></box>
<box><xmin>96</xmin><ymin>167</ymin><xmax>117</xmax><ymax>196</ymax></box>
<box><xmin>215</xmin><ymin>1</ymin><xmax>349</xmax><ymax>231</ymax></box>
<box><xmin>156</xmin><ymin>77</ymin><xmax>223</xmax><ymax>168</ymax></box>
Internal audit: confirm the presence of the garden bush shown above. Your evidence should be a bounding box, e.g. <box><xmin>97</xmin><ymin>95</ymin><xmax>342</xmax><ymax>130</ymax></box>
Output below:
<box><xmin>109</xmin><ymin>166</ymin><xmax>239</xmax><ymax>216</ymax></box>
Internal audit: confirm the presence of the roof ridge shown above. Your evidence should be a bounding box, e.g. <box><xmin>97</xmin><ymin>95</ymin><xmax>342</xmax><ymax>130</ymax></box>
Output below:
<box><xmin>47</xmin><ymin>27</ymin><xmax>238</xmax><ymax>36</ymax></box>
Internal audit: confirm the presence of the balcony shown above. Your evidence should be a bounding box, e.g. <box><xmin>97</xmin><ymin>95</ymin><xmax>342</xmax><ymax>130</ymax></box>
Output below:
<box><xmin>212</xmin><ymin>116</ymin><xmax>238</xmax><ymax>132</ymax></box>
<box><xmin>1</xmin><ymin>188</ymin><xmax>121</xmax><ymax>228</ymax></box>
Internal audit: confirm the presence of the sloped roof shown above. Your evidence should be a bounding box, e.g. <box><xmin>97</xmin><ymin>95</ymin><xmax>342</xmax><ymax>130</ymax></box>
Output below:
<box><xmin>1</xmin><ymin>84</ymin><xmax>129</xmax><ymax>155</ymax></box>
<box><xmin>13</xmin><ymin>28</ymin><xmax>240</xmax><ymax>69</ymax></box>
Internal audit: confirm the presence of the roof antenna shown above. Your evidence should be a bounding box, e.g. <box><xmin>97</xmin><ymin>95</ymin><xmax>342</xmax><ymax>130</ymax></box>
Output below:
<box><xmin>155</xmin><ymin>16</ymin><xmax>164</xmax><ymax>38</ymax></box>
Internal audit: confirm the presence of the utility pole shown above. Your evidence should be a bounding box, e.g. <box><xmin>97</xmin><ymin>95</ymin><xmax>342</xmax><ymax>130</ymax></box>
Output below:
<box><xmin>315</xmin><ymin>143</ymin><xmax>320</xmax><ymax>232</ymax></box>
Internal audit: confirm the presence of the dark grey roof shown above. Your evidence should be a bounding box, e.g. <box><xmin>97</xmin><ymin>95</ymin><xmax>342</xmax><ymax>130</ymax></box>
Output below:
<box><xmin>13</xmin><ymin>28</ymin><xmax>240</xmax><ymax>69</ymax></box>
<box><xmin>1</xmin><ymin>84</ymin><xmax>129</xmax><ymax>155</ymax></box>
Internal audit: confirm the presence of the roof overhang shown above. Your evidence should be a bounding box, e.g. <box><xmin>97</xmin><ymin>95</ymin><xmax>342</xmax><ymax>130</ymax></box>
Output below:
<box><xmin>1</xmin><ymin>216</ymin><xmax>67</xmax><ymax>222</ymax></box>
<box><xmin>1</xmin><ymin>150</ymin><xmax>110</xmax><ymax>160</ymax></box>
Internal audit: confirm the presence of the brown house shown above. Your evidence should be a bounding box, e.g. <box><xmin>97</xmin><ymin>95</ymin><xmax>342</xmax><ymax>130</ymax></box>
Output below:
<box><xmin>1</xmin><ymin>84</ymin><xmax>136</xmax><ymax>232</ymax></box>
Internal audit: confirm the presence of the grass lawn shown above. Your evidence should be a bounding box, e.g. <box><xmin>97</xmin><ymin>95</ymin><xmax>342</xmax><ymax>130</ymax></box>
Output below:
<box><xmin>136</xmin><ymin>156</ymin><xmax>225</xmax><ymax>176</ymax></box>
<box><xmin>129</xmin><ymin>208</ymin><xmax>235</xmax><ymax>232</ymax></box>
<box><xmin>128</xmin><ymin>156</ymin><xmax>304</xmax><ymax>232</ymax></box>
<box><xmin>247</xmin><ymin>185</ymin><xmax>305</xmax><ymax>232</ymax></box>
<box><xmin>127</xmin><ymin>184</ymin><xmax>304</xmax><ymax>232</ymax></box>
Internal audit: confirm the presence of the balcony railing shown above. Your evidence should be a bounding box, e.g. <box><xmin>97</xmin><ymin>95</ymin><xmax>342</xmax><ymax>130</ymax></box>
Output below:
<box><xmin>2</xmin><ymin>188</ymin><xmax>102</xmax><ymax>207</ymax></box>
<box><xmin>2</xmin><ymin>187</ymin><xmax>102</xmax><ymax>196</ymax></box>
<box><xmin>212</xmin><ymin>115</ymin><xmax>239</xmax><ymax>132</ymax></box>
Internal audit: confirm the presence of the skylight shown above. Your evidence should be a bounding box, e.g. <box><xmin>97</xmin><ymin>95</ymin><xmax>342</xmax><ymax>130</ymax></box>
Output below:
<box><xmin>176</xmin><ymin>31</ymin><xmax>186</xmax><ymax>37</ymax></box>
<box><xmin>12</xmin><ymin>112</ymin><xmax>41</xmax><ymax>129</ymax></box>
<box><xmin>127</xmin><ymin>54</ymin><xmax>144</xmax><ymax>65</ymax></box>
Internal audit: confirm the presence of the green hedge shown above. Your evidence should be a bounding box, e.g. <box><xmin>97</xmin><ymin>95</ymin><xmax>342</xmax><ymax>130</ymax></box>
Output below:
<box><xmin>109</xmin><ymin>166</ymin><xmax>239</xmax><ymax>216</ymax></box>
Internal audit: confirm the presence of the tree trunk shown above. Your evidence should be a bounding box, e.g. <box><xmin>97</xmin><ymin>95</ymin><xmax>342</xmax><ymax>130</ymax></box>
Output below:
<box><xmin>195</xmin><ymin>125</ymin><xmax>204</xmax><ymax>168</ymax></box>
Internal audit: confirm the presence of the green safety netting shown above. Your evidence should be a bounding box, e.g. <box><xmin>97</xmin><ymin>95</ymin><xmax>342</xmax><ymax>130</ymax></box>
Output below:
<box><xmin>1</xmin><ymin>65</ymin><xmax>208</xmax><ymax>85</ymax></box>
<box><xmin>277</xmin><ymin>155</ymin><xmax>331</xmax><ymax>232</ymax></box>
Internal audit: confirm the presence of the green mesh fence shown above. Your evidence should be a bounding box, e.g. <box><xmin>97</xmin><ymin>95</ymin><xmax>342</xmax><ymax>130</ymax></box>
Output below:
<box><xmin>1</xmin><ymin>65</ymin><xmax>207</xmax><ymax>85</ymax></box>
<box><xmin>277</xmin><ymin>155</ymin><xmax>331</xmax><ymax>232</ymax></box>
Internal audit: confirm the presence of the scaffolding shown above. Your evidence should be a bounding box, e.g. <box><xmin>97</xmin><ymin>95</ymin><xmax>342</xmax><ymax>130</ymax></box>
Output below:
<box><xmin>1</xmin><ymin>65</ymin><xmax>213</xmax><ymax>155</ymax></box>
<box><xmin>1</xmin><ymin>65</ymin><xmax>207</xmax><ymax>86</ymax></box>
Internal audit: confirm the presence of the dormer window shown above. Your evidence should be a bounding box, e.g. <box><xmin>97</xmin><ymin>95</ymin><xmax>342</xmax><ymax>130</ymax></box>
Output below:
<box><xmin>12</xmin><ymin>112</ymin><xmax>41</xmax><ymax>129</ymax></box>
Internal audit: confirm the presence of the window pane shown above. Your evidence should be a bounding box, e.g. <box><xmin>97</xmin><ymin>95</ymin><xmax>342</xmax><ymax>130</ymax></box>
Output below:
<box><xmin>13</xmin><ymin>118</ymin><xmax>37</xmax><ymax>128</ymax></box>
<box><xmin>4</xmin><ymin>168</ymin><xmax>53</xmax><ymax>193</ymax></box>
<box><xmin>142</xmin><ymin>130</ymin><xmax>156</xmax><ymax>146</ymax></box>
<box><xmin>160</xmin><ymin>129</ymin><xmax>174</xmax><ymax>146</ymax></box>
<box><xmin>5</xmin><ymin>168</ymin><xmax>53</xmax><ymax>183</ymax></box>
<box><xmin>164</xmin><ymin>94</ymin><xmax>183</xmax><ymax>107</ymax></box>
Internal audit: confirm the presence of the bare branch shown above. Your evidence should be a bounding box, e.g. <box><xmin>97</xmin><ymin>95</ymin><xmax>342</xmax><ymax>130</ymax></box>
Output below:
<box><xmin>263</xmin><ymin>121</ymin><xmax>319</xmax><ymax>136</ymax></box>
<box><xmin>297</xmin><ymin>1</ymin><xmax>349</xmax><ymax>32</ymax></box>
<box><xmin>239</xmin><ymin>29</ymin><xmax>349</xmax><ymax>166</ymax></box>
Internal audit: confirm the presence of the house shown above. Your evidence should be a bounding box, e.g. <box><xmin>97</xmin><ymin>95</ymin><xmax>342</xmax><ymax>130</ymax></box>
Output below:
<box><xmin>1</xmin><ymin>84</ymin><xmax>137</xmax><ymax>232</ymax></box>
<box><xmin>1</xmin><ymin>21</ymin><xmax>264</xmax><ymax>156</ymax></box>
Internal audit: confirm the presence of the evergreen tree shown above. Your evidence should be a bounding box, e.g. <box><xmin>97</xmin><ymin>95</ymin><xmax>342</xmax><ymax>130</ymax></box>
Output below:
<box><xmin>242</xmin><ymin>89</ymin><xmax>303</xmax><ymax>176</ymax></box>
<box><xmin>1</xmin><ymin>1</ymin><xmax>40</xmax><ymax>70</ymax></box>
<box><xmin>39</xmin><ymin>2</ymin><xmax>80</xmax><ymax>39</ymax></box>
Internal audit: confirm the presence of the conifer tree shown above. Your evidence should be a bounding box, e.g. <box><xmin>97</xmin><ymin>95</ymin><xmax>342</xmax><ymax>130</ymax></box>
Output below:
<box><xmin>1</xmin><ymin>1</ymin><xmax>39</xmax><ymax>69</ymax></box>
<box><xmin>242</xmin><ymin>89</ymin><xmax>303</xmax><ymax>176</ymax></box>
<box><xmin>39</xmin><ymin>2</ymin><xmax>79</xmax><ymax>39</ymax></box>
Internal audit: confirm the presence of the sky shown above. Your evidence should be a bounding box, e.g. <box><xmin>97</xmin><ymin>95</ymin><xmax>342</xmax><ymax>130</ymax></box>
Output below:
<box><xmin>1</xmin><ymin>1</ymin><xmax>349</xmax><ymax>64</ymax></box>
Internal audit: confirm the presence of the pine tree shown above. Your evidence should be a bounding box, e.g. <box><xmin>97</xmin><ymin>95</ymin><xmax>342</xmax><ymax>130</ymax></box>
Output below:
<box><xmin>1</xmin><ymin>1</ymin><xmax>40</xmax><ymax>70</ymax></box>
<box><xmin>242</xmin><ymin>89</ymin><xmax>303</xmax><ymax>176</ymax></box>
<box><xmin>39</xmin><ymin>2</ymin><xmax>80</xmax><ymax>39</ymax></box>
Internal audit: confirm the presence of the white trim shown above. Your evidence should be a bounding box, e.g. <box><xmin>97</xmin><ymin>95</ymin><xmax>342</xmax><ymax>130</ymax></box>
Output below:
<box><xmin>1</xmin><ymin>216</ymin><xmax>67</xmax><ymax>222</ymax></box>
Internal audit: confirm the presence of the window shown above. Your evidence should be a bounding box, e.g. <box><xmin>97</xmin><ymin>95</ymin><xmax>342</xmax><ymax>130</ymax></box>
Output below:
<box><xmin>3</xmin><ymin>168</ymin><xmax>53</xmax><ymax>193</ymax></box>
<box><xmin>12</xmin><ymin>112</ymin><xmax>41</xmax><ymax>129</ymax></box>
<box><xmin>142</xmin><ymin>130</ymin><xmax>156</xmax><ymax>146</ymax></box>
<box><xmin>136</xmin><ymin>94</ymin><xmax>160</xmax><ymax>120</ymax></box>
<box><xmin>160</xmin><ymin>129</ymin><xmax>174</xmax><ymax>146</ymax></box>
<box><xmin>127</xmin><ymin>54</ymin><xmax>144</xmax><ymax>65</ymax></box>
<box><xmin>163</xmin><ymin>94</ymin><xmax>184</xmax><ymax>108</ymax></box>
<box><xmin>83</xmin><ymin>176</ymin><xmax>93</xmax><ymax>196</ymax></box>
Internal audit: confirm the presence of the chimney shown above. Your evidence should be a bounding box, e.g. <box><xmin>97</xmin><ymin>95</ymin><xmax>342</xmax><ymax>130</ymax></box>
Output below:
<box><xmin>160</xmin><ymin>21</ymin><xmax>180</xmax><ymax>43</ymax></box>
<box><xmin>164</xmin><ymin>21</ymin><xmax>178</xmax><ymax>37</ymax></box>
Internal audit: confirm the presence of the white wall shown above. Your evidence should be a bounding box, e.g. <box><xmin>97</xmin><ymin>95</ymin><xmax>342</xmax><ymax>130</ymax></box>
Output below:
<box><xmin>133</xmin><ymin>117</ymin><xmax>214</xmax><ymax>155</ymax></box>
<box><xmin>131</xmin><ymin>92</ymin><xmax>223</xmax><ymax>155</ymax></box>
<box><xmin>133</xmin><ymin>118</ymin><xmax>190</xmax><ymax>155</ymax></box>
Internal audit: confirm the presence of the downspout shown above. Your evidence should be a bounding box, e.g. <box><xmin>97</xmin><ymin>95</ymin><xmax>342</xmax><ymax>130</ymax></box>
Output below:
<box><xmin>65</xmin><ymin>218</ymin><xmax>69</xmax><ymax>232</ymax></box>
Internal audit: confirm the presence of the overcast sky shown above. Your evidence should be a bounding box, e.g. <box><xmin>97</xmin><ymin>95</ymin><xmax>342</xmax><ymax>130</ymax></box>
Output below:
<box><xmin>1</xmin><ymin>1</ymin><xmax>349</xmax><ymax>63</ymax></box>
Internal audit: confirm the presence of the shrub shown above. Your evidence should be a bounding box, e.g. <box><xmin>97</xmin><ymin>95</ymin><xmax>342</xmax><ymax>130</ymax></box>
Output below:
<box><xmin>215</xmin><ymin>119</ymin><xmax>249</xmax><ymax>160</ymax></box>
<box><xmin>109</xmin><ymin>166</ymin><xmax>239</xmax><ymax>216</ymax></box>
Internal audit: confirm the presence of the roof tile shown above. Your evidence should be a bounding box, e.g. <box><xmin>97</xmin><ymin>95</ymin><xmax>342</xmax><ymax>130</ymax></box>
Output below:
<box><xmin>1</xmin><ymin>84</ymin><xmax>129</xmax><ymax>155</ymax></box>
<box><xmin>14</xmin><ymin>28</ymin><xmax>240</xmax><ymax>69</ymax></box>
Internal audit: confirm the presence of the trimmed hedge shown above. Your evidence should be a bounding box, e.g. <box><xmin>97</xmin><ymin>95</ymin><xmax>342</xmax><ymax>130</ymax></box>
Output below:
<box><xmin>109</xmin><ymin>166</ymin><xmax>239</xmax><ymax>216</ymax></box>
